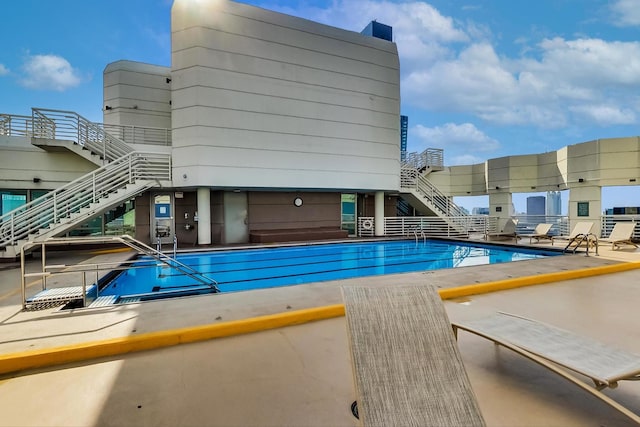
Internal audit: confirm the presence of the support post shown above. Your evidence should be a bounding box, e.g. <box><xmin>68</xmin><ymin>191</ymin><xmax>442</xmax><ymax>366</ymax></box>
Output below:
<box><xmin>197</xmin><ymin>188</ymin><xmax>211</xmax><ymax>245</ymax></box>
<box><xmin>374</xmin><ymin>191</ymin><xmax>384</xmax><ymax>237</ymax></box>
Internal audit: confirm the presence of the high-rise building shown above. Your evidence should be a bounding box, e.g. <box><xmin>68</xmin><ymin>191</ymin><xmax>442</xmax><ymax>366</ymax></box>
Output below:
<box><xmin>360</xmin><ymin>20</ymin><xmax>393</xmax><ymax>41</ymax></box>
<box><xmin>546</xmin><ymin>191</ymin><xmax>562</xmax><ymax>215</ymax></box>
<box><xmin>527</xmin><ymin>196</ymin><xmax>545</xmax><ymax>215</ymax></box>
<box><xmin>400</xmin><ymin>115</ymin><xmax>408</xmax><ymax>162</ymax></box>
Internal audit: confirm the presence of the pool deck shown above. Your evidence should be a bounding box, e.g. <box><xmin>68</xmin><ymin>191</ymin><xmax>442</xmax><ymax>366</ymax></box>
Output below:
<box><xmin>1</xmin><ymin>238</ymin><xmax>640</xmax><ymax>426</ymax></box>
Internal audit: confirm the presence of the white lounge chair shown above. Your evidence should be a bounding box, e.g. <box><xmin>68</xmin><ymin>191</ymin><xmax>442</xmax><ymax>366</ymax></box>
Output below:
<box><xmin>554</xmin><ymin>221</ymin><xmax>595</xmax><ymax>251</ymax></box>
<box><xmin>452</xmin><ymin>312</ymin><xmax>640</xmax><ymax>424</ymax></box>
<box><xmin>342</xmin><ymin>285</ymin><xmax>486</xmax><ymax>426</ymax></box>
<box><xmin>600</xmin><ymin>222</ymin><xmax>638</xmax><ymax>250</ymax></box>
<box><xmin>485</xmin><ymin>218</ymin><xmax>517</xmax><ymax>240</ymax></box>
<box><xmin>516</xmin><ymin>223</ymin><xmax>553</xmax><ymax>244</ymax></box>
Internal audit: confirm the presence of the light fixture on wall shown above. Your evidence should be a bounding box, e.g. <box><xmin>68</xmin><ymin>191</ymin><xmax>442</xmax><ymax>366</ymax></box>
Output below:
<box><xmin>630</xmin><ymin>178</ymin><xmax>637</xmax><ymax>182</ymax></box>
<box><xmin>495</xmin><ymin>186</ymin><xmax>500</xmax><ymax>190</ymax></box>
<box><xmin>531</xmin><ymin>186</ymin><xmax>536</xmax><ymax>190</ymax></box>
<box><xmin>33</xmin><ymin>177</ymin><xmax>41</xmax><ymax>183</ymax></box>
<box><xmin>578</xmin><ymin>178</ymin><xmax>585</xmax><ymax>183</ymax></box>
<box><xmin>104</xmin><ymin>105</ymin><xmax>112</xmax><ymax>110</ymax></box>
<box><xmin>294</xmin><ymin>197</ymin><xmax>303</xmax><ymax>207</ymax></box>
<box><xmin>166</xmin><ymin>77</ymin><xmax>172</xmax><ymax>83</ymax></box>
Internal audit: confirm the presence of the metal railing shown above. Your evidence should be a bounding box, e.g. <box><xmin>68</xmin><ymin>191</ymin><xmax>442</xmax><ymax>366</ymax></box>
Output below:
<box><xmin>101</xmin><ymin>123</ymin><xmax>172</xmax><ymax>146</ymax></box>
<box><xmin>0</xmin><ymin>113</ymin><xmax>33</xmax><ymax>137</ymax></box>
<box><xmin>402</xmin><ymin>148</ymin><xmax>444</xmax><ymax>171</ymax></box>
<box><xmin>401</xmin><ymin>166</ymin><xmax>468</xmax><ymax>223</ymax></box>
<box><xmin>0</xmin><ymin>151</ymin><xmax>171</xmax><ymax>248</ymax></box>
<box><xmin>20</xmin><ymin>235</ymin><xmax>217</xmax><ymax>310</ymax></box>
<box><xmin>32</xmin><ymin>108</ymin><xmax>133</xmax><ymax>163</ymax></box>
<box><xmin>512</xmin><ymin>215</ymin><xmax>569</xmax><ymax>236</ymax></box>
<box><xmin>357</xmin><ymin>216</ymin><xmax>488</xmax><ymax>238</ymax></box>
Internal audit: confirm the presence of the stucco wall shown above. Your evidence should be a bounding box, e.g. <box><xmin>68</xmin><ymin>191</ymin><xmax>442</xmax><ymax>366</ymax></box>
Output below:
<box><xmin>0</xmin><ymin>136</ymin><xmax>96</xmax><ymax>190</ymax></box>
<box><xmin>103</xmin><ymin>60</ymin><xmax>172</xmax><ymax>130</ymax></box>
<box><xmin>170</xmin><ymin>0</ymin><xmax>400</xmax><ymax>191</ymax></box>
<box><xmin>248</xmin><ymin>192</ymin><xmax>341</xmax><ymax>230</ymax></box>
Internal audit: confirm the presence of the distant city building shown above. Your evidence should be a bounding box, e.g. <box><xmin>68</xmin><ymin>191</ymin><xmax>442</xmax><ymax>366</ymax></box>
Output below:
<box><xmin>360</xmin><ymin>20</ymin><xmax>393</xmax><ymax>41</ymax></box>
<box><xmin>527</xmin><ymin>196</ymin><xmax>545</xmax><ymax>216</ymax></box>
<box><xmin>612</xmin><ymin>206</ymin><xmax>640</xmax><ymax>214</ymax></box>
<box><xmin>400</xmin><ymin>115</ymin><xmax>408</xmax><ymax>162</ymax></box>
<box><xmin>472</xmin><ymin>207</ymin><xmax>490</xmax><ymax>215</ymax></box>
<box><xmin>546</xmin><ymin>191</ymin><xmax>562</xmax><ymax>216</ymax></box>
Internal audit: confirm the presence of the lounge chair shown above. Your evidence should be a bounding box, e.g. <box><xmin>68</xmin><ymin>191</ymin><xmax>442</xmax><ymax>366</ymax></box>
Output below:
<box><xmin>516</xmin><ymin>223</ymin><xmax>553</xmax><ymax>244</ymax></box>
<box><xmin>600</xmin><ymin>222</ymin><xmax>638</xmax><ymax>250</ymax></box>
<box><xmin>342</xmin><ymin>285</ymin><xmax>486</xmax><ymax>426</ymax></box>
<box><xmin>452</xmin><ymin>312</ymin><xmax>640</xmax><ymax>424</ymax></box>
<box><xmin>554</xmin><ymin>221</ymin><xmax>595</xmax><ymax>252</ymax></box>
<box><xmin>485</xmin><ymin>218</ymin><xmax>517</xmax><ymax>240</ymax></box>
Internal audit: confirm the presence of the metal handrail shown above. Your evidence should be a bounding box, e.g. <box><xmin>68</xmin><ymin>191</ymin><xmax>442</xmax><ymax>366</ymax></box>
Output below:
<box><xmin>101</xmin><ymin>123</ymin><xmax>172</xmax><ymax>146</ymax></box>
<box><xmin>401</xmin><ymin>166</ymin><xmax>468</xmax><ymax>232</ymax></box>
<box><xmin>0</xmin><ymin>113</ymin><xmax>33</xmax><ymax>137</ymax></box>
<box><xmin>118</xmin><ymin>235</ymin><xmax>218</xmax><ymax>290</ymax></box>
<box><xmin>357</xmin><ymin>216</ymin><xmax>485</xmax><ymax>238</ymax></box>
<box><xmin>32</xmin><ymin>108</ymin><xmax>133</xmax><ymax>163</ymax></box>
<box><xmin>0</xmin><ymin>151</ymin><xmax>171</xmax><ymax>248</ymax></box>
<box><xmin>402</xmin><ymin>148</ymin><xmax>444</xmax><ymax>170</ymax></box>
<box><xmin>20</xmin><ymin>235</ymin><xmax>217</xmax><ymax>309</ymax></box>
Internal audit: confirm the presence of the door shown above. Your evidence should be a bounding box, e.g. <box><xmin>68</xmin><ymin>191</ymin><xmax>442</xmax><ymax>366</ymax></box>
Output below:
<box><xmin>223</xmin><ymin>191</ymin><xmax>249</xmax><ymax>244</ymax></box>
<box><xmin>150</xmin><ymin>193</ymin><xmax>174</xmax><ymax>244</ymax></box>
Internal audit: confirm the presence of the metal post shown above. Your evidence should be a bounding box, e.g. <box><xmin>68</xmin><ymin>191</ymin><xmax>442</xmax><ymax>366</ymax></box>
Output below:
<box><xmin>82</xmin><ymin>271</ymin><xmax>87</xmax><ymax>308</ymax></box>
<box><xmin>41</xmin><ymin>242</ymin><xmax>47</xmax><ymax>290</ymax></box>
<box><xmin>173</xmin><ymin>234</ymin><xmax>178</xmax><ymax>258</ymax></box>
<box><xmin>20</xmin><ymin>247</ymin><xmax>26</xmax><ymax>310</ymax></box>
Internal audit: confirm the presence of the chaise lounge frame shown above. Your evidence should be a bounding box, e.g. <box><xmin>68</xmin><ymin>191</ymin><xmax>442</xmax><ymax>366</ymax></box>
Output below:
<box><xmin>452</xmin><ymin>311</ymin><xmax>640</xmax><ymax>424</ymax></box>
<box><xmin>516</xmin><ymin>223</ymin><xmax>553</xmax><ymax>244</ymax></box>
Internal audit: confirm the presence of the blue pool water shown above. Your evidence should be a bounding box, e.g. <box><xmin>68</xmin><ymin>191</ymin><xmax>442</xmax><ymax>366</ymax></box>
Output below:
<box><xmin>99</xmin><ymin>240</ymin><xmax>560</xmax><ymax>301</ymax></box>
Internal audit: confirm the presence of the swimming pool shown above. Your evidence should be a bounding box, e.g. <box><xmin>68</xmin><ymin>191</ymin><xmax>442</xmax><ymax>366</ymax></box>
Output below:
<box><xmin>99</xmin><ymin>240</ymin><xmax>560</xmax><ymax>302</ymax></box>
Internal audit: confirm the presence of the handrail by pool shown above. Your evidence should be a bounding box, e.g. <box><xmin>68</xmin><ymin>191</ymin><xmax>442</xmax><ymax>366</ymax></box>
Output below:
<box><xmin>20</xmin><ymin>235</ymin><xmax>219</xmax><ymax>310</ymax></box>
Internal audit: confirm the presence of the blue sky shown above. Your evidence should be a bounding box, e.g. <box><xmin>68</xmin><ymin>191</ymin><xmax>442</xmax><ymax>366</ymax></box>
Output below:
<box><xmin>2</xmin><ymin>0</ymin><xmax>640</xmax><ymax>213</ymax></box>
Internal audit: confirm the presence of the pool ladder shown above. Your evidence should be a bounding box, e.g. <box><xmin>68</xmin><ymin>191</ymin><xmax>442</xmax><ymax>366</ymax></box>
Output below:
<box><xmin>412</xmin><ymin>227</ymin><xmax>427</xmax><ymax>243</ymax></box>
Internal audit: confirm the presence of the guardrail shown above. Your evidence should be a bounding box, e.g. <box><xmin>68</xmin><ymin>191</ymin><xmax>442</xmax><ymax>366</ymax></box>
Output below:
<box><xmin>357</xmin><ymin>216</ymin><xmax>489</xmax><ymax>238</ymax></box>
<box><xmin>401</xmin><ymin>166</ymin><xmax>468</xmax><ymax>219</ymax></box>
<box><xmin>101</xmin><ymin>123</ymin><xmax>171</xmax><ymax>146</ymax></box>
<box><xmin>32</xmin><ymin>108</ymin><xmax>133</xmax><ymax>163</ymax></box>
<box><xmin>0</xmin><ymin>114</ymin><xmax>33</xmax><ymax>137</ymax></box>
<box><xmin>0</xmin><ymin>151</ymin><xmax>171</xmax><ymax>248</ymax></box>
<box><xmin>402</xmin><ymin>148</ymin><xmax>444</xmax><ymax>171</ymax></box>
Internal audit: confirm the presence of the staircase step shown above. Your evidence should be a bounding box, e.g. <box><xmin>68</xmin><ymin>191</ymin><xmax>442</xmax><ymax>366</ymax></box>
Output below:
<box><xmin>88</xmin><ymin>295</ymin><xmax>118</xmax><ymax>308</ymax></box>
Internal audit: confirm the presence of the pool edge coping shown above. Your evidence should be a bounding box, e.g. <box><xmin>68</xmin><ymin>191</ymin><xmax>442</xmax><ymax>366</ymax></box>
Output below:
<box><xmin>2</xmin><ymin>260</ymin><xmax>640</xmax><ymax>377</ymax></box>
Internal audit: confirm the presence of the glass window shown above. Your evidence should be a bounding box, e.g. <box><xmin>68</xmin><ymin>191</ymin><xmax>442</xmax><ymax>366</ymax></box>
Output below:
<box><xmin>0</xmin><ymin>190</ymin><xmax>27</xmax><ymax>216</ymax></box>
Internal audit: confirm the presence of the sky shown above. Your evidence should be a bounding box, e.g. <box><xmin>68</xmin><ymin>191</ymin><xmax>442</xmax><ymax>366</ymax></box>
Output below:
<box><xmin>2</xmin><ymin>0</ymin><xmax>640</xmax><ymax>213</ymax></box>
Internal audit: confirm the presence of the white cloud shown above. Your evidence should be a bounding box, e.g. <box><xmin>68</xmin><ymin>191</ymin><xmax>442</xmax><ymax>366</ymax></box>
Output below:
<box><xmin>569</xmin><ymin>104</ymin><xmax>636</xmax><ymax>125</ymax></box>
<box><xmin>20</xmin><ymin>54</ymin><xmax>82</xmax><ymax>91</ymax></box>
<box><xmin>267</xmin><ymin>0</ymin><xmax>640</xmax><ymax>130</ymax></box>
<box><xmin>0</xmin><ymin>64</ymin><xmax>8</xmax><ymax>76</ymax></box>
<box><xmin>610</xmin><ymin>0</ymin><xmax>640</xmax><ymax>26</ymax></box>
<box><xmin>403</xmin><ymin>36</ymin><xmax>640</xmax><ymax>128</ymax></box>
<box><xmin>412</xmin><ymin>122</ymin><xmax>499</xmax><ymax>152</ymax></box>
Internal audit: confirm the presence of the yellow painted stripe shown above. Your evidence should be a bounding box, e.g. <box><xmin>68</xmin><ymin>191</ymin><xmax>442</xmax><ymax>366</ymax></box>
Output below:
<box><xmin>0</xmin><ymin>304</ymin><xmax>345</xmax><ymax>376</ymax></box>
<box><xmin>2</xmin><ymin>261</ymin><xmax>640</xmax><ymax>376</ymax></box>
<box><xmin>439</xmin><ymin>260</ymin><xmax>640</xmax><ymax>300</ymax></box>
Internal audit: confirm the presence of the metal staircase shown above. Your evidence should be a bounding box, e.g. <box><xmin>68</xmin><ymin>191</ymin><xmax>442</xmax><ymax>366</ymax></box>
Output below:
<box><xmin>400</xmin><ymin>165</ymin><xmax>468</xmax><ymax>233</ymax></box>
<box><xmin>0</xmin><ymin>108</ymin><xmax>172</xmax><ymax>258</ymax></box>
<box><xmin>31</xmin><ymin>108</ymin><xmax>133</xmax><ymax>165</ymax></box>
<box><xmin>0</xmin><ymin>151</ymin><xmax>171</xmax><ymax>257</ymax></box>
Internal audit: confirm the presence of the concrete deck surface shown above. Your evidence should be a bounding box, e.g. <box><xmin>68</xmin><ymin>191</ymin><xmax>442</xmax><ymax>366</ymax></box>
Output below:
<box><xmin>0</xmin><ymin>239</ymin><xmax>639</xmax><ymax>426</ymax></box>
